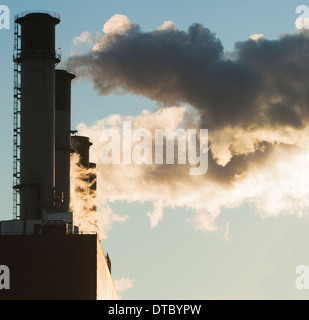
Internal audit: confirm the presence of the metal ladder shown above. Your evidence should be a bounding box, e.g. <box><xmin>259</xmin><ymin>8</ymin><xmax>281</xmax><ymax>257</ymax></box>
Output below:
<box><xmin>13</xmin><ymin>21</ymin><xmax>21</xmax><ymax>220</ymax></box>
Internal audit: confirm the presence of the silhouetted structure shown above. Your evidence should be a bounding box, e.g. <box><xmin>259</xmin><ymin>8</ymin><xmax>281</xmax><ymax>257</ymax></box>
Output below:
<box><xmin>0</xmin><ymin>11</ymin><xmax>118</xmax><ymax>300</ymax></box>
<box><xmin>0</xmin><ymin>234</ymin><xmax>117</xmax><ymax>300</ymax></box>
<box><xmin>55</xmin><ymin>69</ymin><xmax>75</xmax><ymax>212</ymax></box>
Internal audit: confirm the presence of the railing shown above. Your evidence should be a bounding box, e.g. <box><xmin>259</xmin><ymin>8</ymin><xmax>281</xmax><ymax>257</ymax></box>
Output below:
<box><xmin>14</xmin><ymin>10</ymin><xmax>60</xmax><ymax>21</ymax></box>
<box><xmin>13</xmin><ymin>48</ymin><xmax>61</xmax><ymax>63</ymax></box>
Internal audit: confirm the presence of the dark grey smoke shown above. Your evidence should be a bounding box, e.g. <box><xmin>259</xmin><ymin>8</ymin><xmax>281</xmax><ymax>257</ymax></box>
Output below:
<box><xmin>67</xmin><ymin>23</ymin><xmax>309</xmax><ymax>130</ymax></box>
<box><xmin>66</xmin><ymin>21</ymin><xmax>309</xmax><ymax>182</ymax></box>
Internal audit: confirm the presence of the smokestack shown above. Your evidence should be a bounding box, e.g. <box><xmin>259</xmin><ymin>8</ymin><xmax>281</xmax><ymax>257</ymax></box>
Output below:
<box><xmin>16</xmin><ymin>12</ymin><xmax>60</xmax><ymax>221</ymax></box>
<box><xmin>71</xmin><ymin>136</ymin><xmax>97</xmax><ymax>212</ymax></box>
<box><xmin>55</xmin><ymin>69</ymin><xmax>75</xmax><ymax>212</ymax></box>
<box><xmin>71</xmin><ymin>136</ymin><xmax>93</xmax><ymax>169</ymax></box>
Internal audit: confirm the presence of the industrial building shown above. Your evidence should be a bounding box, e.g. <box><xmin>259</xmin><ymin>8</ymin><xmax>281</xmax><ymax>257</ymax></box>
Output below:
<box><xmin>0</xmin><ymin>11</ymin><xmax>118</xmax><ymax>300</ymax></box>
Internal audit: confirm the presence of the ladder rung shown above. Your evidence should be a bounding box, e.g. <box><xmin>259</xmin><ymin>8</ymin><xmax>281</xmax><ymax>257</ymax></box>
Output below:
<box><xmin>13</xmin><ymin>21</ymin><xmax>21</xmax><ymax>220</ymax></box>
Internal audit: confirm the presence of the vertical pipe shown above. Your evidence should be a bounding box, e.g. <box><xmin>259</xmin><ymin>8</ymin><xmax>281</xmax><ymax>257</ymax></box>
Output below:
<box><xmin>16</xmin><ymin>13</ymin><xmax>60</xmax><ymax>220</ymax></box>
<box><xmin>55</xmin><ymin>69</ymin><xmax>75</xmax><ymax>212</ymax></box>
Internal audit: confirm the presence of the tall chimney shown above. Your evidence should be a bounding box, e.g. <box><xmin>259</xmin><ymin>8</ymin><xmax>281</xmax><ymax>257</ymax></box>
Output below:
<box><xmin>16</xmin><ymin>12</ymin><xmax>60</xmax><ymax>221</ymax></box>
<box><xmin>55</xmin><ymin>69</ymin><xmax>75</xmax><ymax>212</ymax></box>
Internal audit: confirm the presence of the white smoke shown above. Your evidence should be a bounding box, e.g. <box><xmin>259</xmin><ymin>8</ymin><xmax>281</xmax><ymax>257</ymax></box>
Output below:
<box><xmin>70</xmin><ymin>153</ymin><xmax>129</xmax><ymax>240</ymax></box>
<box><xmin>75</xmin><ymin>106</ymin><xmax>309</xmax><ymax>235</ymax></box>
<box><xmin>114</xmin><ymin>276</ymin><xmax>136</xmax><ymax>299</ymax></box>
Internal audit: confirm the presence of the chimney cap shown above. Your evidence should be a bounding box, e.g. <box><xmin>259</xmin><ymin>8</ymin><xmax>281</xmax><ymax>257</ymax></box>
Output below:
<box><xmin>56</xmin><ymin>69</ymin><xmax>76</xmax><ymax>80</ymax></box>
<box><xmin>15</xmin><ymin>11</ymin><xmax>60</xmax><ymax>24</ymax></box>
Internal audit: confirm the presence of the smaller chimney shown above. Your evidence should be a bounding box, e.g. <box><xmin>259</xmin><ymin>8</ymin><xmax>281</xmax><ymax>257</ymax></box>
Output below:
<box><xmin>71</xmin><ymin>136</ymin><xmax>93</xmax><ymax>169</ymax></box>
<box><xmin>71</xmin><ymin>136</ymin><xmax>97</xmax><ymax>212</ymax></box>
<box><xmin>55</xmin><ymin>69</ymin><xmax>75</xmax><ymax>212</ymax></box>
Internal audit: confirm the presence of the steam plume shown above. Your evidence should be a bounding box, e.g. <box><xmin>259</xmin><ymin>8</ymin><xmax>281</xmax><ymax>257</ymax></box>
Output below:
<box><xmin>66</xmin><ymin>15</ymin><xmax>309</xmax><ymax>234</ymax></box>
<box><xmin>70</xmin><ymin>153</ymin><xmax>128</xmax><ymax>239</ymax></box>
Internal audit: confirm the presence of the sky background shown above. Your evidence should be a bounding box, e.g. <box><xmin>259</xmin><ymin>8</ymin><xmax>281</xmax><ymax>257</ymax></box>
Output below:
<box><xmin>1</xmin><ymin>0</ymin><xmax>309</xmax><ymax>299</ymax></box>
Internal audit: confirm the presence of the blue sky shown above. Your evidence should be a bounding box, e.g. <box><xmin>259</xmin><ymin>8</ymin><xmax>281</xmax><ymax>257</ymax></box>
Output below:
<box><xmin>1</xmin><ymin>0</ymin><xmax>309</xmax><ymax>299</ymax></box>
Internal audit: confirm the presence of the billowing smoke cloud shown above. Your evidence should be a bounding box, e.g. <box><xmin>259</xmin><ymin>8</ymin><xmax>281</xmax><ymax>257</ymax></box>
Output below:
<box><xmin>66</xmin><ymin>15</ymin><xmax>309</xmax><ymax>234</ymax></box>
<box><xmin>75</xmin><ymin>107</ymin><xmax>309</xmax><ymax>233</ymax></box>
<box><xmin>67</xmin><ymin>15</ymin><xmax>309</xmax><ymax>131</ymax></box>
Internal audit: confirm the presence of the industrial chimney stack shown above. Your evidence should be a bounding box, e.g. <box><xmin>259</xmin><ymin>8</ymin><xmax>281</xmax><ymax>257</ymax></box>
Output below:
<box><xmin>55</xmin><ymin>69</ymin><xmax>76</xmax><ymax>212</ymax></box>
<box><xmin>15</xmin><ymin>12</ymin><xmax>60</xmax><ymax>221</ymax></box>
